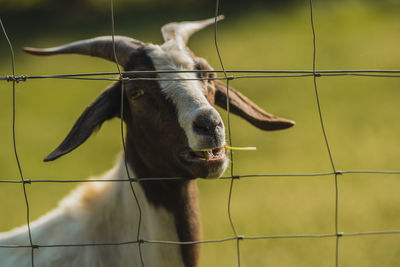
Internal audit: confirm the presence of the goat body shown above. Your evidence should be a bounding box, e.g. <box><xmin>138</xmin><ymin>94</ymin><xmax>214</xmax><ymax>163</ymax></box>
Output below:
<box><xmin>0</xmin><ymin>158</ymin><xmax>193</xmax><ymax>267</ymax></box>
<box><xmin>0</xmin><ymin>16</ymin><xmax>294</xmax><ymax>267</ymax></box>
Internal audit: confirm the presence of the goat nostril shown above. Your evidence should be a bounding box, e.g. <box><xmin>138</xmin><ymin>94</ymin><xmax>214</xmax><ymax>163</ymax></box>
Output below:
<box><xmin>193</xmin><ymin>109</ymin><xmax>223</xmax><ymax>136</ymax></box>
<box><xmin>193</xmin><ymin>119</ymin><xmax>221</xmax><ymax>136</ymax></box>
<box><xmin>193</xmin><ymin>121</ymin><xmax>209</xmax><ymax>133</ymax></box>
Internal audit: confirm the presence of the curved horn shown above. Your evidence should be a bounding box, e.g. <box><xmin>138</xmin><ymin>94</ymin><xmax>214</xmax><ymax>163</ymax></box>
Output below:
<box><xmin>161</xmin><ymin>15</ymin><xmax>224</xmax><ymax>45</ymax></box>
<box><xmin>24</xmin><ymin>36</ymin><xmax>144</xmax><ymax>68</ymax></box>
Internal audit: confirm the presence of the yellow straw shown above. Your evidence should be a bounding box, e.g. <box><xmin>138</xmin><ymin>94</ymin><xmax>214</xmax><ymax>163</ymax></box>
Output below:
<box><xmin>223</xmin><ymin>145</ymin><xmax>257</xmax><ymax>151</ymax></box>
<box><xmin>203</xmin><ymin>151</ymin><xmax>209</xmax><ymax>161</ymax></box>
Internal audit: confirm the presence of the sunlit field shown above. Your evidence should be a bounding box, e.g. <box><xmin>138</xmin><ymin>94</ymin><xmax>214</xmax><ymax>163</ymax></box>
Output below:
<box><xmin>1</xmin><ymin>2</ymin><xmax>400</xmax><ymax>266</ymax></box>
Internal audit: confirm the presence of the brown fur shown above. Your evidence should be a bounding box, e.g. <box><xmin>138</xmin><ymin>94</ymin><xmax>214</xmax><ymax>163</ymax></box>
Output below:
<box><xmin>80</xmin><ymin>182</ymin><xmax>107</xmax><ymax>206</ymax></box>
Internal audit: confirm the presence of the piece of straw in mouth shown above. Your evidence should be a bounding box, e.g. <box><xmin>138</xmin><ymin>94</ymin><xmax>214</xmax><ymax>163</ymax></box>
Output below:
<box><xmin>223</xmin><ymin>145</ymin><xmax>257</xmax><ymax>151</ymax></box>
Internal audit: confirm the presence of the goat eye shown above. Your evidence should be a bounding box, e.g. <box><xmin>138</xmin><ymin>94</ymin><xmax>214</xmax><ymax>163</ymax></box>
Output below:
<box><xmin>208</xmin><ymin>73</ymin><xmax>216</xmax><ymax>82</ymax></box>
<box><xmin>130</xmin><ymin>89</ymin><xmax>144</xmax><ymax>100</ymax></box>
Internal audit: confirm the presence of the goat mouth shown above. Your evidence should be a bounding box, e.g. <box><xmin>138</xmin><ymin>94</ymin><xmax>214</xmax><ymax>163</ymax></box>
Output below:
<box><xmin>180</xmin><ymin>147</ymin><xmax>226</xmax><ymax>163</ymax></box>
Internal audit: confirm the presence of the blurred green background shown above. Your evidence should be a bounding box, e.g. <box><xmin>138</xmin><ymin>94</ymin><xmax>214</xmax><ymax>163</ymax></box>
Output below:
<box><xmin>1</xmin><ymin>0</ymin><xmax>400</xmax><ymax>266</ymax></box>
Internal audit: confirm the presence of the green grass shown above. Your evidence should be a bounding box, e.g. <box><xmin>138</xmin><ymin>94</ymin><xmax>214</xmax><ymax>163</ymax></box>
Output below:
<box><xmin>1</xmin><ymin>2</ymin><xmax>400</xmax><ymax>266</ymax></box>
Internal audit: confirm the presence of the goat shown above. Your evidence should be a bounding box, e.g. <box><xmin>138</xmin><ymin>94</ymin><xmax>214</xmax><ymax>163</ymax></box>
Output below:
<box><xmin>0</xmin><ymin>17</ymin><xmax>294</xmax><ymax>267</ymax></box>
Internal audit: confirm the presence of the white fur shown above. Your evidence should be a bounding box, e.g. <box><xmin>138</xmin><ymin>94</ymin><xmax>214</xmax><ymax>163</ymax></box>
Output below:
<box><xmin>0</xmin><ymin>157</ymin><xmax>184</xmax><ymax>267</ymax></box>
<box><xmin>147</xmin><ymin>41</ymin><xmax>224</xmax><ymax>150</ymax></box>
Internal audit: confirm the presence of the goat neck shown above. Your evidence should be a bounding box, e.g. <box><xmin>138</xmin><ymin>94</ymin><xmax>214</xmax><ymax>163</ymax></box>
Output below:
<box><xmin>124</xmin><ymin>135</ymin><xmax>201</xmax><ymax>267</ymax></box>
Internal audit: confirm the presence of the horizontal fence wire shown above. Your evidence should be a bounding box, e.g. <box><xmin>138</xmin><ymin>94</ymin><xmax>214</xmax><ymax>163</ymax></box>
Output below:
<box><xmin>0</xmin><ymin>170</ymin><xmax>400</xmax><ymax>183</ymax></box>
<box><xmin>2</xmin><ymin>70</ymin><xmax>400</xmax><ymax>83</ymax></box>
<box><xmin>2</xmin><ymin>230</ymin><xmax>400</xmax><ymax>249</ymax></box>
<box><xmin>1</xmin><ymin>0</ymin><xmax>400</xmax><ymax>266</ymax></box>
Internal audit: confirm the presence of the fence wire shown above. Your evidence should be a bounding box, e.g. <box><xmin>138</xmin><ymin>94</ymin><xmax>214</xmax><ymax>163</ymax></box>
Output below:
<box><xmin>0</xmin><ymin>16</ymin><xmax>36</xmax><ymax>267</ymax></box>
<box><xmin>1</xmin><ymin>0</ymin><xmax>400</xmax><ymax>267</ymax></box>
<box><xmin>109</xmin><ymin>1</ymin><xmax>145</xmax><ymax>266</ymax></box>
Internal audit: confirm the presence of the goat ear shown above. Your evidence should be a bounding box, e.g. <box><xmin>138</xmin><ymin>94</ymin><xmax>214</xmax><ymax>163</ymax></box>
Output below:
<box><xmin>44</xmin><ymin>82</ymin><xmax>121</xmax><ymax>162</ymax></box>
<box><xmin>214</xmin><ymin>80</ymin><xmax>295</xmax><ymax>130</ymax></box>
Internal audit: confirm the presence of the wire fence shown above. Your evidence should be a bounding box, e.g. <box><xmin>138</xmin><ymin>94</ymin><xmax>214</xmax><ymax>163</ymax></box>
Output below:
<box><xmin>1</xmin><ymin>0</ymin><xmax>400</xmax><ymax>266</ymax></box>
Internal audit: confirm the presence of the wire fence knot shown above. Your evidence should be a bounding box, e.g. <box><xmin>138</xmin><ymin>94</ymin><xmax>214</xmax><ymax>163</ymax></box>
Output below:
<box><xmin>22</xmin><ymin>179</ymin><xmax>31</xmax><ymax>185</ymax></box>
<box><xmin>31</xmin><ymin>244</ymin><xmax>39</xmax><ymax>249</ymax></box>
<box><xmin>7</xmin><ymin>75</ymin><xmax>27</xmax><ymax>83</ymax></box>
<box><xmin>313</xmin><ymin>72</ymin><xmax>321</xmax><ymax>77</ymax></box>
<box><xmin>237</xmin><ymin>235</ymin><xmax>245</xmax><ymax>240</ymax></box>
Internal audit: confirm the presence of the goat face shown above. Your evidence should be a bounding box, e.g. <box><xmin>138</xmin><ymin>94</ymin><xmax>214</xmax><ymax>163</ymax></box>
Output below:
<box><xmin>24</xmin><ymin>16</ymin><xmax>295</xmax><ymax>179</ymax></box>
<box><xmin>122</xmin><ymin>44</ymin><xmax>227</xmax><ymax>178</ymax></box>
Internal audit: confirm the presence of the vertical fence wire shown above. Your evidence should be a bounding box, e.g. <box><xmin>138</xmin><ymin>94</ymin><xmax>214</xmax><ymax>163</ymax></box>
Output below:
<box><xmin>213</xmin><ymin>0</ymin><xmax>242</xmax><ymax>266</ymax></box>
<box><xmin>308</xmin><ymin>0</ymin><xmax>341</xmax><ymax>266</ymax></box>
<box><xmin>0</xmin><ymin>17</ymin><xmax>36</xmax><ymax>267</ymax></box>
<box><xmin>109</xmin><ymin>1</ymin><xmax>145</xmax><ymax>266</ymax></box>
